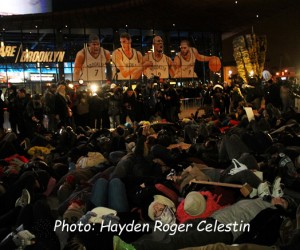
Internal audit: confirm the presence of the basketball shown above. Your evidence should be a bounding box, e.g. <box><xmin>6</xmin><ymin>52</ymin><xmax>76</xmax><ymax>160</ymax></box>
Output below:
<box><xmin>209</xmin><ymin>56</ymin><xmax>221</xmax><ymax>72</ymax></box>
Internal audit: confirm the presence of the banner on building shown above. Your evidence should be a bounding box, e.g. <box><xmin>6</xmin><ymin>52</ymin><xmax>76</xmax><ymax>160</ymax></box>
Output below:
<box><xmin>0</xmin><ymin>44</ymin><xmax>65</xmax><ymax>63</ymax></box>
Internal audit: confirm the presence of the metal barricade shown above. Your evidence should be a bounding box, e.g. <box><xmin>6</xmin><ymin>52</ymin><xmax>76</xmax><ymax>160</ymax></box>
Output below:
<box><xmin>180</xmin><ymin>97</ymin><xmax>203</xmax><ymax>110</ymax></box>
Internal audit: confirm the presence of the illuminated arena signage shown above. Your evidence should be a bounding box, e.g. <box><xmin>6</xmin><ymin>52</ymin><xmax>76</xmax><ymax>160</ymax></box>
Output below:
<box><xmin>0</xmin><ymin>45</ymin><xmax>65</xmax><ymax>63</ymax></box>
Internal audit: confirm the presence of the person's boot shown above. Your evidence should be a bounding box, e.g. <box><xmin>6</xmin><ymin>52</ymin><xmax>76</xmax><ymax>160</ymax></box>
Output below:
<box><xmin>257</xmin><ymin>182</ymin><xmax>271</xmax><ymax>198</ymax></box>
<box><xmin>271</xmin><ymin>176</ymin><xmax>284</xmax><ymax>198</ymax></box>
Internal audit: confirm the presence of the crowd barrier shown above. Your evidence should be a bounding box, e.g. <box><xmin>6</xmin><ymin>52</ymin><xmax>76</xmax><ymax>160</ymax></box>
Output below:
<box><xmin>180</xmin><ymin>97</ymin><xmax>203</xmax><ymax>110</ymax></box>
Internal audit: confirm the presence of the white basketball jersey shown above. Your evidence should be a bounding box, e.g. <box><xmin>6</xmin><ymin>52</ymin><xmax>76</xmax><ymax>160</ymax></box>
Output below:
<box><xmin>80</xmin><ymin>47</ymin><xmax>107</xmax><ymax>81</ymax></box>
<box><xmin>144</xmin><ymin>53</ymin><xmax>169</xmax><ymax>79</ymax></box>
<box><xmin>176</xmin><ymin>49</ymin><xmax>198</xmax><ymax>78</ymax></box>
<box><xmin>114</xmin><ymin>48</ymin><xmax>141</xmax><ymax>80</ymax></box>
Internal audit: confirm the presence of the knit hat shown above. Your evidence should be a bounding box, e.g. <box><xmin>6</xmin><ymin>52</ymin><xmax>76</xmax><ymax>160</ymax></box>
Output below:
<box><xmin>148</xmin><ymin>195</ymin><xmax>176</xmax><ymax>221</ymax></box>
<box><xmin>184</xmin><ymin>191</ymin><xmax>206</xmax><ymax>216</ymax></box>
<box><xmin>63</xmin><ymin>207</ymin><xmax>85</xmax><ymax>224</ymax></box>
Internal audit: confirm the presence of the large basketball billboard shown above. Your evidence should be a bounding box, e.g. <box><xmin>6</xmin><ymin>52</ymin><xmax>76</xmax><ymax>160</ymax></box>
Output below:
<box><xmin>1</xmin><ymin>0</ymin><xmax>52</xmax><ymax>15</ymax></box>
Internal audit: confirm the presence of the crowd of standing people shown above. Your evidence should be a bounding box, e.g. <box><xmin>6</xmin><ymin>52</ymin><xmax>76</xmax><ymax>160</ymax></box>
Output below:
<box><xmin>1</xmin><ymin>79</ymin><xmax>183</xmax><ymax>142</ymax></box>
